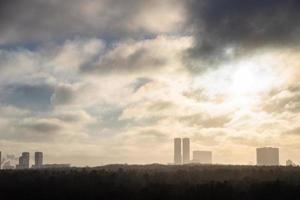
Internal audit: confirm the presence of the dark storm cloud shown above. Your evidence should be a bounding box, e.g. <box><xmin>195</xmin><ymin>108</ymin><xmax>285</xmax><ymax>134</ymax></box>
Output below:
<box><xmin>51</xmin><ymin>84</ymin><xmax>77</xmax><ymax>106</ymax></box>
<box><xmin>17</xmin><ymin>120</ymin><xmax>62</xmax><ymax>134</ymax></box>
<box><xmin>0</xmin><ymin>0</ymin><xmax>122</xmax><ymax>44</ymax></box>
<box><xmin>0</xmin><ymin>84</ymin><xmax>54</xmax><ymax>111</ymax></box>
<box><xmin>0</xmin><ymin>118</ymin><xmax>63</xmax><ymax>142</ymax></box>
<box><xmin>0</xmin><ymin>0</ymin><xmax>182</xmax><ymax>45</ymax></box>
<box><xmin>185</xmin><ymin>0</ymin><xmax>300</xmax><ymax>69</ymax></box>
<box><xmin>12</xmin><ymin>119</ymin><xmax>63</xmax><ymax>142</ymax></box>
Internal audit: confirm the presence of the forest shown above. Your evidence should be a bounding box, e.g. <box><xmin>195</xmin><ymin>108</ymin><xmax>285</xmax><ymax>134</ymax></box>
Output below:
<box><xmin>1</xmin><ymin>164</ymin><xmax>300</xmax><ymax>200</ymax></box>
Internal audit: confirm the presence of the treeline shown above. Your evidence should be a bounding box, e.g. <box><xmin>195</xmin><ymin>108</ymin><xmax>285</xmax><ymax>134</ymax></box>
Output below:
<box><xmin>0</xmin><ymin>164</ymin><xmax>300</xmax><ymax>200</ymax></box>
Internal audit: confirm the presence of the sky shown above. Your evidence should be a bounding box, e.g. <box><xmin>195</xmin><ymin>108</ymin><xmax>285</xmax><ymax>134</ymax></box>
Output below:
<box><xmin>1</xmin><ymin>0</ymin><xmax>300</xmax><ymax>166</ymax></box>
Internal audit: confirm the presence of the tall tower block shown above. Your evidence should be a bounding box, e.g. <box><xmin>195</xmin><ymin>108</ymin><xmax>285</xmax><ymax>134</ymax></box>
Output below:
<box><xmin>22</xmin><ymin>152</ymin><xmax>30</xmax><ymax>169</ymax></box>
<box><xmin>182</xmin><ymin>138</ymin><xmax>190</xmax><ymax>164</ymax></box>
<box><xmin>35</xmin><ymin>152</ymin><xmax>43</xmax><ymax>167</ymax></box>
<box><xmin>174</xmin><ymin>138</ymin><xmax>182</xmax><ymax>165</ymax></box>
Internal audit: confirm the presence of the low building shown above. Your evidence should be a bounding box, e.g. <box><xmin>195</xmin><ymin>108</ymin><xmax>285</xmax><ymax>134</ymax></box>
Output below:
<box><xmin>256</xmin><ymin>147</ymin><xmax>279</xmax><ymax>166</ymax></box>
<box><xmin>192</xmin><ymin>151</ymin><xmax>212</xmax><ymax>164</ymax></box>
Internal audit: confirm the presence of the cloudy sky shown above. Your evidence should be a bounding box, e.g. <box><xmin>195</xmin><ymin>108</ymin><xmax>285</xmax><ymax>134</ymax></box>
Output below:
<box><xmin>1</xmin><ymin>0</ymin><xmax>300</xmax><ymax>166</ymax></box>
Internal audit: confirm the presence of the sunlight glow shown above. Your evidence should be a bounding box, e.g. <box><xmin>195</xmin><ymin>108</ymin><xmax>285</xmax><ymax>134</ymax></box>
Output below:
<box><xmin>229</xmin><ymin>64</ymin><xmax>274</xmax><ymax>96</ymax></box>
<box><xmin>194</xmin><ymin>55</ymin><xmax>281</xmax><ymax>111</ymax></box>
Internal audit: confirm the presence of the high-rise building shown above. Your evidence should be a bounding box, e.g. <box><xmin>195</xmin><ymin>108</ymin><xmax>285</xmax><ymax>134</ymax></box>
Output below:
<box><xmin>16</xmin><ymin>152</ymin><xmax>30</xmax><ymax>169</ymax></box>
<box><xmin>22</xmin><ymin>152</ymin><xmax>30</xmax><ymax>168</ymax></box>
<box><xmin>182</xmin><ymin>138</ymin><xmax>190</xmax><ymax>164</ymax></box>
<box><xmin>34</xmin><ymin>152</ymin><xmax>43</xmax><ymax>167</ymax></box>
<box><xmin>192</xmin><ymin>151</ymin><xmax>212</xmax><ymax>164</ymax></box>
<box><xmin>256</xmin><ymin>147</ymin><xmax>279</xmax><ymax>166</ymax></box>
<box><xmin>174</xmin><ymin>138</ymin><xmax>182</xmax><ymax>165</ymax></box>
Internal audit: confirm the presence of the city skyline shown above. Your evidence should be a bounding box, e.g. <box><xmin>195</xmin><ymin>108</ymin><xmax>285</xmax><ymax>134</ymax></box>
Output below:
<box><xmin>0</xmin><ymin>140</ymin><xmax>298</xmax><ymax>168</ymax></box>
<box><xmin>1</xmin><ymin>0</ymin><xmax>300</xmax><ymax>166</ymax></box>
<box><xmin>0</xmin><ymin>135</ymin><xmax>298</xmax><ymax>168</ymax></box>
<box><xmin>0</xmin><ymin>138</ymin><xmax>298</xmax><ymax>169</ymax></box>
<box><xmin>173</xmin><ymin>138</ymin><xmax>289</xmax><ymax>166</ymax></box>
<box><xmin>1</xmin><ymin>142</ymin><xmax>297</xmax><ymax>168</ymax></box>
<box><xmin>0</xmin><ymin>151</ymin><xmax>71</xmax><ymax>169</ymax></box>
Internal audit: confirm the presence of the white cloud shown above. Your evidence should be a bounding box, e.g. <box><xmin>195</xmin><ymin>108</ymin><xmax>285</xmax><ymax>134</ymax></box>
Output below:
<box><xmin>81</xmin><ymin>35</ymin><xmax>192</xmax><ymax>74</ymax></box>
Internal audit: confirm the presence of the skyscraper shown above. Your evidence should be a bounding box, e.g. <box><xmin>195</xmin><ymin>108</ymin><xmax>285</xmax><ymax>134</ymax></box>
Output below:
<box><xmin>16</xmin><ymin>152</ymin><xmax>30</xmax><ymax>169</ymax></box>
<box><xmin>22</xmin><ymin>152</ymin><xmax>30</xmax><ymax>168</ymax></box>
<box><xmin>174</xmin><ymin>138</ymin><xmax>182</xmax><ymax>165</ymax></box>
<box><xmin>35</xmin><ymin>152</ymin><xmax>43</xmax><ymax>167</ymax></box>
<box><xmin>182</xmin><ymin>138</ymin><xmax>190</xmax><ymax>164</ymax></box>
<box><xmin>256</xmin><ymin>147</ymin><xmax>279</xmax><ymax>166</ymax></box>
<box><xmin>192</xmin><ymin>151</ymin><xmax>212</xmax><ymax>164</ymax></box>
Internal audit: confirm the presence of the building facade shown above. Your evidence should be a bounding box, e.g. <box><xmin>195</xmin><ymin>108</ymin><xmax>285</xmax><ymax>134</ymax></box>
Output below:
<box><xmin>34</xmin><ymin>152</ymin><xmax>43</xmax><ymax>167</ymax></box>
<box><xmin>256</xmin><ymin>147</ymin><xmax>279</xmax><ymax>166</ymax></box>
<box><xmin>192</xmin><ymin>151</ymin><xmax>212</xmax><ymax>164</ymax></box>
<box><xmin>174</xmin><ymin>138</ymin><xmax>182</xmax><ymax>165</ymax></box>
<box><xmin>16</xmin><ymin>152</ymin><xmax>30</xmax><ymax>169</ymax></box>
<box><xmin>182</xmin><ymin>138</ymin><xmax>190</xmax><ymax>164</ymax></box>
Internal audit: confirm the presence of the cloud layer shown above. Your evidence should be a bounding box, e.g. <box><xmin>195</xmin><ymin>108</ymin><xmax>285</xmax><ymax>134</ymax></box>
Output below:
<box><xmin>185</xmin><ymin>0</ymin><xmax>300</xmax><ymax>68</ymax></box>
<box><xmin>0</xmin><ymin>0</ymin><xmax>184</xmax><ymax>45</ymax></box>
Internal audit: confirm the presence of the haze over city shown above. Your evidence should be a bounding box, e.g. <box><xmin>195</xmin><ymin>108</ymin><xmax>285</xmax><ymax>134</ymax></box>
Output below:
<box><xmin>1</xmin><ymin>0</ymin><xmax>300</xmax><ymax>167</ymax></box>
